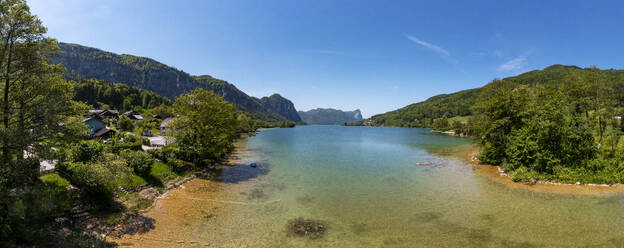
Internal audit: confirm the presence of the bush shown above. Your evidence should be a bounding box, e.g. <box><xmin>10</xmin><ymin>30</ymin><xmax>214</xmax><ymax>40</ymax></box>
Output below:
<box><xmin>167</xmin><ymin>158</ymin><xmax>186</xmax><ymax>172</ymax></box>
<box><xmin>147</xmin><ymin>144</ymin><xmax>190</xmax><ymax>163</ymax></box>
<box><xmin>67</xmin><ymin>155</ymin><xmax>134</xmax><ymax>205</ymax></box>
<box><xmin>120</xmin><ymin>150</ymin><xmax>154</xmax><ymax>175</ymax></box>
<box><xmin>105</xmin><ymin>133</ymin><xmax>144</xmax><ymax>153</ymax></box>
<box><xmin>118</xmin><ymin>116</ymin><xmax>135</xmax><ymax>132</ymax></box>
<box><xmin>69</xmin><ymin>141</ymin><xmax>104</xmax><ymax>162</ymax></box>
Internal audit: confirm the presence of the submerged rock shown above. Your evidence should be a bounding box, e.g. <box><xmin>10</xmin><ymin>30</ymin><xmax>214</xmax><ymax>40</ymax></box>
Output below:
<box><xmin>415</xmin><ymin>161</ymin><xmax>433</xmax><ymax>166</ymax></box>
<box><xmin>288</xmin><ymin>218</ymin><xmax>326</xmax><ymax>239</ymax></box>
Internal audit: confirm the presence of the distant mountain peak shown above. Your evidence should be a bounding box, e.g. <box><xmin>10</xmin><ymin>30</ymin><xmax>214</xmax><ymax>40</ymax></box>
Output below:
<box><xmin>298</xmin><ymin>108</ymin><xmax>363</xmax><ymax>125</ymax></box>
<box><xmin>259</xmin><ymin>94</ymin><xmax>301</xmax><ymax>122</ymax></box>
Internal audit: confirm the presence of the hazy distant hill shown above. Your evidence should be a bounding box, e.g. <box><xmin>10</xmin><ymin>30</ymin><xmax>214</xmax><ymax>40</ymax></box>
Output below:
<box><xmin>54</xmin><ymin>42</ymin><xmax>300</xmax><ymax>122</ymax></box>
<box><xmin>362</xmin><ymin>65</ymin><xmax>624</xmax><ymax>127</ymax></box>
<box><xmin>298</xmin><ymin>108</ymin><xmax>363</xmax><ymax>125</ymax></box>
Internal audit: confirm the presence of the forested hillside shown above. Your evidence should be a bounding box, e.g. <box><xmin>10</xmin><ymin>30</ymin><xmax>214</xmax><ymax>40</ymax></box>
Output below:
<box><xmin>366</xmin><ymin>88</ymin><xmax>479</xmax><ymax>127</ymax></box>
<box><xmin>55</xmin><ymin>43</ymin><xmax>196</xmax><ymax>99</ymax></box>
<box><xmin>55</xmin><ymin>43</ymin><xmax>298</xmax><ymax>123</ymax></box>
<box><xmin>72</xmin><ymin>78</ymin><xmax>172</xmax><ymax>111</ymax></box>
<box><xmin>364</xmin><ymin>65</ymin><xmax>624</xmax><ymax>127</ymax></box>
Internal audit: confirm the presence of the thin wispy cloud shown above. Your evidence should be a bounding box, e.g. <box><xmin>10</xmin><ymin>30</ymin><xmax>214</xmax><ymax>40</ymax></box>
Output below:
<box><xmin>404</xmin><ymin>34</ymin><xmax>449</xmax><ymax>56</ymax></box>
<box><xmin>497</xmin><ymin>57</ymin><xmax>527</xmax><ymax>71</ymax></box>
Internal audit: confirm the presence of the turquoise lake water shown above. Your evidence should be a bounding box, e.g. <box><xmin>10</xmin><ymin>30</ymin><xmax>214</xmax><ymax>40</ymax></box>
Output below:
<box><xmin>125</xmin><ymin>125</ymin><xmax>624</xmax><ymax>247</ymax></box>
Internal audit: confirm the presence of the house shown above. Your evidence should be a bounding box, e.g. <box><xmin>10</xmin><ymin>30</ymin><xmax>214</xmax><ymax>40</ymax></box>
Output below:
<box><xmin>123</xmin><ymin>110</ymin><xmax>144</xmax><ymax>121</ymax></box>
<box><xmin>85</xmin><ymin>116</ymin><xmax>115</xmax><ymax>139</ymax></box>
<box><xmin>40</xmin><ymin>160</ymin><xmax>57</xmax><ymax>173</ymax></box>
<box><xmin>88</xmin><ymin>109</ymin><xmax>119</xmax><ymax>119</ymax></box>
<box><xmin>143</xmin><ymin>136</ymin><xmax>175</xmax><ymax>150</ymax></box>
<box><xmin>143</xmin><ymin>129</ymin><xmax>153</xmax><ymax>137</ymax></box>
<box><xmin>147</xmin><ymin>136</ymin><xmax>175</xmax><ymax>147</ymax></box>
<box><xmin>23</xmin><ymin>147</ymin><xmax>58</xmax><ymax>173</ymax></box>
<box><xmin>160</xmin><ymin>117</ymin><xmax>175</xmax><ymax>134</ymax></box>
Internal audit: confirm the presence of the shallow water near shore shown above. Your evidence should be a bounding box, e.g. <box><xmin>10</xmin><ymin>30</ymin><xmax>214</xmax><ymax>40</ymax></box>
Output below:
<box><xmin>114</xmin><ymin>126</ymin><xmax>624</xmax><ymax>247</ymax></box>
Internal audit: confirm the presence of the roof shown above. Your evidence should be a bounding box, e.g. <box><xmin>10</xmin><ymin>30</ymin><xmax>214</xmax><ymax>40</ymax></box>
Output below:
<box><xmin>40</xmin><ymin>160</ymin><xmax>57</xmax><ymax>172</ymax></box>
<box><xmin>88</xmin><ymin>109</ymin><xmax>119</xmax><ymax>118</ymax></box>
<box><xmin>148</xmin><ymin>136</ymin><xmax>175</xmax><ymax>146</ymax></box>
<box><xmin>131</xmin><ymin>115</ymin><xmax>143</xmax><ymax>120</ymax></box>
<box><xmin>160</xmin><ymin>117</ymin><xmax>175</xmax><ymax>128</ymax></box>
<box><xmin>93</xmin><ymin>127</ymin><xmax>115</xmax><ymax>137</ymax></box>
<box><xmin>101</xmin><ymin>109</ymin><xmax>119</xmax><ymax>115</ymax></box>
<box><xmin>123</xmin><ymin>110</ymin><xmax>139</xmax><ymax>116</ymax></box>
<box><xmin>84</xmin><ymin>115</ymin><xmax>104</xmax><ymax>123</ymax></box>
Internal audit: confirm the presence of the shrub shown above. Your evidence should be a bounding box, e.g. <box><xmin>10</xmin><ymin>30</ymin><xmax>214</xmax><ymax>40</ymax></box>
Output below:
<box><xmin>147</xmin><ymin>144</ymin><xmax>189</xmax><ymax>163</ymax></box>
<box><xmin>105</xmin><ymin>133</ymin><xmax>144</xmax><ymax>153</ymax></box>
<box><xmin>69</xmin><ymin>141</ymin><xmax>104</xmax><ymax>162</ymax></box>
<box><xmin>67</xmin><ymin>155</ymin><xmax>134</xmax><ymax>205</ymax></box>
<box><xmin>118</xmin><ymin>116</ymin><xmax>135</xmax><ymax>132</ymax></box>
<box><xmin>167</xmin><ymin>158</ymin><xmax>186</xmax><ymax>173</ymax></box>
<box><xmin>120</xmin><ymin>150</ymin><xmax>154</xmax><ymax>175</ymax></box>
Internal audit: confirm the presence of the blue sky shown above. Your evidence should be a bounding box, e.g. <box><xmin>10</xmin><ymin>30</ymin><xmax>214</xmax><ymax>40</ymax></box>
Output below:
<box><xmin>29</xmin><ymin>0</ymin><xmax>624</xmax><ymax>117</ymax></box>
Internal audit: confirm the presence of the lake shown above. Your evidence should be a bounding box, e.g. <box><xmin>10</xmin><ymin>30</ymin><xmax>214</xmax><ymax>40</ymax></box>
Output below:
<box><xmin>116</xmin><ymin>125</ymin><xmax>624</xmax><ymax>247</ymax></box>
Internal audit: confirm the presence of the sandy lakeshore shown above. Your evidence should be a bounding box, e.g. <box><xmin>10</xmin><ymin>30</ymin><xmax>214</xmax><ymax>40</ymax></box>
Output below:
<box><xmin>110</xmin><ymin>140</ymin><xmax>266</xmax><ymax>247</ymax></box>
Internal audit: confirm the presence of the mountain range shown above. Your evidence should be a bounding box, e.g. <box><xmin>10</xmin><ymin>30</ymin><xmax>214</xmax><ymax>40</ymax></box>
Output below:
<box><xmin>298</xmin><ymin>108</ymin><xmax>363</xmax><ymax>125</ymax></box>
<box><xmin>54</xmin><ymin>42</ymin><xmax>301</xmax><ymax>123</ymax></box>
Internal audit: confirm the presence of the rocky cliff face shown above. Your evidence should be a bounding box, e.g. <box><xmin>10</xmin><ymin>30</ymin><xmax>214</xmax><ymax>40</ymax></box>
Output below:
<box><xmin>351</xmin><ymin>109</ymin><xmax>363</xmax><ymax>121</ymax></box>
<box><xmin>259</xmin><ymin>94</ymin><xmax>302</xmax><ymax>122</ymax></box>
<box><xmin>298</xmin><ymin>108</ymin><xmax>364</xmax><ymax>125</ymax></box>
<box><xmin>54</xmin><ymin>42</ymin><xmax>298</xmax><ymax>122</ymax></box>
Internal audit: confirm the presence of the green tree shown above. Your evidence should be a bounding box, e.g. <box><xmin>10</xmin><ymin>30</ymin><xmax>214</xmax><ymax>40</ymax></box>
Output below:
<box><xmin>69</xmin><ymin>140</ymin><xmax>104</xmax><ymax>163</ymax></box>
<box><xmin>236</xmin><ymin>113</ymin><xmax>253</xmax><ymax>133</ymax></box>
<box><xmin>122</xmin><ymin>96</ymin><xmax>132</xmax><ymax>112</ymax></box>
<box><xmin>170</xmin><ymin>89</ymin><xmax>237</xmax><ymax>165</ymax></box>
<box><xmin>0</xmin><ymin>0</ymin><xmax>88</xmax><ymax>241</ymax></box>
<box><xmin>473</xmin><ymin>80</ymin><xmax>534</xmax><ymax>164</ymax></box>
<box><xmin>118</xmin><ymin>115</ymin><xmax>135</xmax><ymax>132</ymax></box>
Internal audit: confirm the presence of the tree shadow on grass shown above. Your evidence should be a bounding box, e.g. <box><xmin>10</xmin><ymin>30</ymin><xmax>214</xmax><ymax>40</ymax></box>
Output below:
<box><xmin>141</xmin><ymin>173</ymin><xmax>164</xmax><ymax>188</ymax></box>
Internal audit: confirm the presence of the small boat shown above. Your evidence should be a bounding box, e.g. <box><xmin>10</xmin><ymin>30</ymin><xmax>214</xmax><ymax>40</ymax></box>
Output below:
<box><xmin>250</xmin><ymin>162</ymin><xmax>257</xmax><ymax>167</ymax></box>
